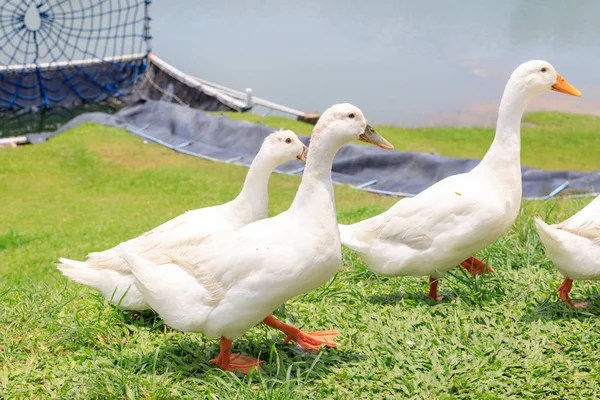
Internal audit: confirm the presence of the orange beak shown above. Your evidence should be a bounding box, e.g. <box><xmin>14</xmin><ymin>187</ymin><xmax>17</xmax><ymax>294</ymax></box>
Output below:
<box><xmin>552</xmin><ymin>73</ymin><xmax>581</xmax><ymax>96</ymax></box>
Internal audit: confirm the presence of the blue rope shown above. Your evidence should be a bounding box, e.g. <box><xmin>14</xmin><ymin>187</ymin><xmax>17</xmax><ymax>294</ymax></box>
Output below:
<box><xmin>0</xmin><ymin>0</ymin><xmax>149</xmax><ymax>110</ymax></box>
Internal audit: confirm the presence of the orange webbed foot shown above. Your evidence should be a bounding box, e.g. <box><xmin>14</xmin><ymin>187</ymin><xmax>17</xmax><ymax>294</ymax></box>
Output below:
<box><xmin>460</xmin><ymin>256</ymin><xmax>494</xmax><ymax>276</ymax></box>
<box><xmin>263</xmin><ymin>315</ymin><xmax>339</xmax><ymax>352</ymax></box>
<box><xmin>558</xmin><ymin>277</ymin><xmax>577</xmax><ymax>307</ymax></box>
<box><xmin>283</xmin><ymin>329</ymin><xmax>340</xmax><ymax>352</ymax></box>
<box><xmin>211</xmin><ymin>354</ymin><xmax>263</xmax><ymax>375</ymax></box>
<box><xmin>557</xmin><ymin>278</ymin><xmax>588</xmax><ymax>307</ymax></box>
<box><xmin>211</xmin><ymin>336</ymin><xmax>262</xmax><ymax>375</ymax></box>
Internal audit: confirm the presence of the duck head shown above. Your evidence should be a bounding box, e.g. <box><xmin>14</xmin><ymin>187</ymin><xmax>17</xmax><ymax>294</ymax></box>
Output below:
<box><xmin>509</xmin><ymin>60</ymin><xmax>581</xmax><ymax>97</ymax></box>
<box><xmin>313</xmin><ymin>103</ymin><xmax>394</xmax><ymax>150</ymax></box>
<box><xmin>261</xmin><ymin>130</ymin><xmax>308</xmax><ymax>163</ymax></box>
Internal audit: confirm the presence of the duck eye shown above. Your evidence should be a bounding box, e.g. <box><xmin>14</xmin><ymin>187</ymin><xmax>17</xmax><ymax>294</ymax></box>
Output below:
<box><xmin>285</xmin><ymin>138</ymin><xmax>292</xmax><ymax>144</ymax></box>
<box><xmin>348</xmin><ymin>113</ymin><xmax>355</xmax><ymax>119</ymax></box>
<box><xmin>541</xmin><ymin>67</ymin><xmax>547</xmax><ymax>73</ymax></box>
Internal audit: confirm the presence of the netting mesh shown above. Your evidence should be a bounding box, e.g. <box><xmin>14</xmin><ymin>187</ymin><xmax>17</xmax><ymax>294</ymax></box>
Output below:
<box><xmin>0</xmin><ymin>0</ymin><xmax>150</xmax><ymax>111</ymax></box>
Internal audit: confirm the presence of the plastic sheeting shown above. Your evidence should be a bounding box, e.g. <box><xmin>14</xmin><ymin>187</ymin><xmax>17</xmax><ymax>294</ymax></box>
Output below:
<box><xmin>26</xmin><ymin>100</ymin><xmax>600</xmax><ymax>200</ymax></box>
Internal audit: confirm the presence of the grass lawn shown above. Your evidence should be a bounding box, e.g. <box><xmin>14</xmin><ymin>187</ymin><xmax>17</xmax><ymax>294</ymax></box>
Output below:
<box><xmin>1</xmin><ymin>112</ymin><xmax>600</xmax><ymax>398</ymax></box>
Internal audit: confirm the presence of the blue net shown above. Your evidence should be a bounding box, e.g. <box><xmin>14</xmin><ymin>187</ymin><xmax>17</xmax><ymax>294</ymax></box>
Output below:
<box><xmin>0</xmin><ymin>0</ymin><xmax>150</xmax><ymax>111</ymax></box>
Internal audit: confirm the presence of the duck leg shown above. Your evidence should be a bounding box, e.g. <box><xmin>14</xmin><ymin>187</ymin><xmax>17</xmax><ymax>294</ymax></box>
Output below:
<box><xmin>428</xmin><ymin>276</ymin><xmax>444</xmax><ymax>301</ymax></box>
<box><xmin>459</xmin><ymin>256</ymin><xmax>494</xmax><ymax>276</ymax></box>
<box><xmin>558</xmin><ymin>277</ymin><xmax>587</xmax><ymax>308</ymax></box>
<box><xmin>210</xmin><ymin>336</ymin><xmax>262</xmax><ymax>374</ymax></box>
<box><xmin>263</xmin><ymin>314</ymin><xmax>339</xmax><ymax>352</ymax></box>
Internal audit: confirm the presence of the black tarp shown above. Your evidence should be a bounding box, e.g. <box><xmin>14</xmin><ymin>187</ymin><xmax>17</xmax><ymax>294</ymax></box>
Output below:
<box><xmin>25</xmin><ymin>100</ymin><xmax>600</xmax><ymax>200</ymax></box>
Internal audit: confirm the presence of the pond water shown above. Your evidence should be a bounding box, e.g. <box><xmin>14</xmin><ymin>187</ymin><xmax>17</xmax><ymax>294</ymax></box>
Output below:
<box><xmin>152</xmin><ymin>0</ymin><xmax>600</xmax><ymax>126</ymax></box>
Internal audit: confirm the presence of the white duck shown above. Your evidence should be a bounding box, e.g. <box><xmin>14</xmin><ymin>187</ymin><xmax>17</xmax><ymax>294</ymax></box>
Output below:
<box><xmin>57</xmin><ymin>130</ymin><xmax>308</xmax><ymax>310</ymax></box>
<box><xmin>339</xmin><ymin>60</ymin><xmax>581</xmax><ymax>300</ymax></box>
<box><xmin>535</xmin><ymin>196</ymin><xmax>600</xmax><ymax>307</ymax></box>
<box><xmin>116</xmin><ymin>104</ymin><xmax>393</xmax><ymax>374</ymax></box>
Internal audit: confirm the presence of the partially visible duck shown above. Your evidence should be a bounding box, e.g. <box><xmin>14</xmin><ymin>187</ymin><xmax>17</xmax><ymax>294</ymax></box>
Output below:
<box><xmin>535</xmin><ymin>195</ymin><xmax>600</xmax><ymax>307</ymax></box>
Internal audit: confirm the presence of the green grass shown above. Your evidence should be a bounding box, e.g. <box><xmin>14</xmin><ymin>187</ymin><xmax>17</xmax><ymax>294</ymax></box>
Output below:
<box><xmin>1</xmin><ymin>115</ymin><xmax>600</xmax><ymax>398</ymax></box>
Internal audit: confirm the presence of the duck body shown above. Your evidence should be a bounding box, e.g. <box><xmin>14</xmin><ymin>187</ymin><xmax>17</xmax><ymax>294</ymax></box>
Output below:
<box><xmin>535</xmin><ymin>196</ymin><xmax>600</xmax><ymax>306</ymax></box>
<box><xmin>121</xmin><ymin>189</ymin><xmax>341</xmax><ymax>339</ymax></box>
<box><xmin>341</xmin><ymin>164</ymin><xmax>520</xmax><ymax>279</ymax></box>
<box><xmin>57</xmin><ymin>131</ymin><xmax>308</xmax><ymax>310</ymax></box>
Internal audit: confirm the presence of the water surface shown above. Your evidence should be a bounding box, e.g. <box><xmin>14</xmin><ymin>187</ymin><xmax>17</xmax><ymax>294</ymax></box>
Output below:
<box><xmin>152</xmin><ymin>0</ymin><xmax>600</xmax><ymax>126</ymax></box>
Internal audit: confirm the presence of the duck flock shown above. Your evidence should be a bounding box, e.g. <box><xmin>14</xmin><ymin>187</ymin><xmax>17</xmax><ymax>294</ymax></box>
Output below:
<box><xmin>57</xmin><ymin>60</ymin><xmax>594</xmax><ymax>374</ymax></box>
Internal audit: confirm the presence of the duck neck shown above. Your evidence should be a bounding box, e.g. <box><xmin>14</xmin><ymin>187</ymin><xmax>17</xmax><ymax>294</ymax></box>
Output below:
<box><xmin>477</xmin><ymin>83</ymin><xmax>534</xmax><ymax>176</ymax></box>
<box><xmin>289</xmin><ymin>134</ymin><xmax>340</xmax><ymax>216</ymax></box>
<box><xmin>232</xmin><ymin>154</ymin><xmax>277</xmax><ymax>217</ymax></box>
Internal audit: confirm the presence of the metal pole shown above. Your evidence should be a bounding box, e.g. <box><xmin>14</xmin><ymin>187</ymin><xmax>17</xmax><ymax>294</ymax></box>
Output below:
<box><xmin>245</xmin><ymin>88</ymin><xmax>253</xmax><ymax>108</ymax></box>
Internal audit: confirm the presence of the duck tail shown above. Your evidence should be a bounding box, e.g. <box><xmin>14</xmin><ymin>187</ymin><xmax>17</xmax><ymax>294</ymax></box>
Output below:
<box><xmin>338</xmin><ymin>223</ymin><xmax>362</xmax><ymax>252</ymax></box>
<box><xmin>534</xmin><ymin>217</ymin><xmax>563</xmax><ymax>250</ymax></box>
<box><xmin>57</xmin><ymin>258</ymin><xmax>100</xmax><ymax>286</ymax></box>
